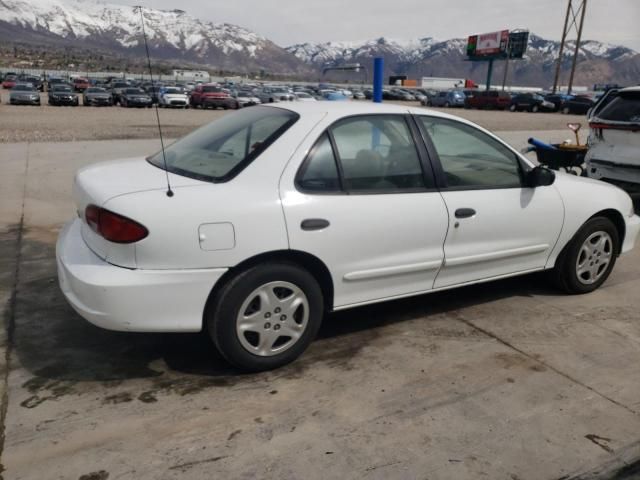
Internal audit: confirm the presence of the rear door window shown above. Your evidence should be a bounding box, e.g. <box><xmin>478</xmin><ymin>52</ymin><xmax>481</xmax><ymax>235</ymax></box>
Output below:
<box><xmin>596</xmin><ymin>93</ymin><xmax>640</xmax><ymax>123</ymax></box>
<box><xmin>296</xmin><ymin>134</ymin><xmax>341</xmax><ymax>193</ymax></box>
<box><xmin>330</xmin><ymin>115</ymin><xmax>428</xmax><ymax>192</ymax></box>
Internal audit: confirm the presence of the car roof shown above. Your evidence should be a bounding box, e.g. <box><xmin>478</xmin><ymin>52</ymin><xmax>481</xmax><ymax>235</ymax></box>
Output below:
<box><xmin>265</xmin><ymin>101</ymin><xmax>473</xmax><ymax>122</ymax></box>
<box><xmin>619</xmin><ymin>86</ymin><xmax>640</xmax><ymax>93</ymax></box>
<box><xmin>265</xmin><ymin>101</ymin><xmax>421</xmax><ymax>116</ymax></box>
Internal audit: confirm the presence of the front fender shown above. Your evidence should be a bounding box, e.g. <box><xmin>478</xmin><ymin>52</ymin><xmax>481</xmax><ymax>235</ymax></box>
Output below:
<box><xmin>545</xmin><ymin>173</ymin><xmax>634</xmax><ymax>268</ymax></box>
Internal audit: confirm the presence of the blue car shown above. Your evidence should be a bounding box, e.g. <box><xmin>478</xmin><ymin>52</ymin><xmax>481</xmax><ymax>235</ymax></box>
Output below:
<box><xmin>425</xmin><ymin>90</ymin><xmax>466</xmax><ymax>108</ymax></box>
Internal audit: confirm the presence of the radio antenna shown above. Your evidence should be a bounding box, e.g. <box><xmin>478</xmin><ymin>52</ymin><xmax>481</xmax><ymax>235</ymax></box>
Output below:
<box><xmin>135</xmin><ymin>5</ymin><xmax>173</xmax><ymax>197</ymax></box>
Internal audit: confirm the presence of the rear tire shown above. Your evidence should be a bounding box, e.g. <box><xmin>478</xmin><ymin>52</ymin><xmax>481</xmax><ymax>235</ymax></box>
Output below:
<box><xmin>532</xmin><ymin>104</ymin><xmax>539</xmax><ymax>113</ymax></box>
<box><xmin>552</xmin><ymin>217</ymin><xmax>619</xmax><ymax>294</ymax></box>
<box><xmin>207</xmin><ymin>262</ymin><xmax>324</xmax><ymax>372</ymax></box>
<box><xmin>509</xmin><ymin>104</ymin><xmax>517</xmax><ymax>112</ymax></box>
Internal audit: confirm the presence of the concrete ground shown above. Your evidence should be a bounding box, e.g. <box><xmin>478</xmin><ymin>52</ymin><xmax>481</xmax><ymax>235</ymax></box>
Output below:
<box><xmin>1</xmin><ymin>133</ymin><xmax>640</xmax><ymax>480</ymax></box>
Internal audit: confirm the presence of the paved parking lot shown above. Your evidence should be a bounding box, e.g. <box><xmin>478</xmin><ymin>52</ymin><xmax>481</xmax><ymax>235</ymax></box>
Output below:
<box><xmin>1</xmin><ymin>122</ymin><xmax>640</xmax><ymax>479</ymax></box>
<box><xmin>0</xmin><ymin>91</ymin><xmax>588</xmax><ymax>143</ymax></box>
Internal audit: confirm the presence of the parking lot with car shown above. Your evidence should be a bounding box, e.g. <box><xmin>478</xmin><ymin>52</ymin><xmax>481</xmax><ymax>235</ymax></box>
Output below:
<box><xmin>1</xmin><ymin>75</ymin><xmax>640</xmax><ymax>479</ymax></box>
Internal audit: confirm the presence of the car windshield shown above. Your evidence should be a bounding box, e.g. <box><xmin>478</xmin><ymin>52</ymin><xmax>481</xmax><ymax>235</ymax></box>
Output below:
<box><xmin>53</xmin><ymin>86</ymin><xmax>72</xmax><ymax>92</ymax></box>
<box><xmin>14</xmin><ymin>85</ymin><xmax>36</xmax><ymax>91</ymax></box>
<box><xmin>297</xmin><ymin>93</ymin><xmax>311</xmax><ymax>98</ymax></box>
<box><xmin>596</xmin><ymin>93</ymin><xmax>640</xmax><ymax>123</ymax></box>
<box><xmin>114</xmin><ymin>83</ymin><xmax>128</xmax><ymax>88</ymax></box>
<box><xmin>164</xmin><ymin>88</ymin><xmax>181</xmax><ymax>94</ymax></box>
<box><xmin>202</xmin><ymin>86</ymin><xmax>222</xmax><ymax>93</ymax></box>
<box><xmin>148</xmin><ymin>106</ymin><xmax>299</xmax><ymax>182</ymax></box>
<box><xmin>87</xmin><ymin>88</ymin><xmax>106</xmax><ymax>93</ymax></box>
<box><xmin>125</xmin><ymin>88</ymin><xmax>145</xmax><ymax>94</ymax></box>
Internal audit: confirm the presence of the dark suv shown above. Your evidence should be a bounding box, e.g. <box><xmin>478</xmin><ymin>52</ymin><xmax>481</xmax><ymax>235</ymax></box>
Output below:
<box><xmin>509</xmin><ymin>93</ymin><xmax>556</xmax><ymax>112</ymax></box>
<box><xmin>464</xmin><ymin>90</ymin><xmax>511</xmax><ymax>110</ymax></box>
<box><xmin>561</xmin><ymin>95</ymin><xmax>595</xmax><ymax>115</ymax></box>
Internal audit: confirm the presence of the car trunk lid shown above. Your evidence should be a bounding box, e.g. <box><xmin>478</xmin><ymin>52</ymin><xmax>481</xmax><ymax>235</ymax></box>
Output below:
<box><xmin>73</xmin><ymin>157</ymin><xmax>204</xmax><ymax>266</ymax></box>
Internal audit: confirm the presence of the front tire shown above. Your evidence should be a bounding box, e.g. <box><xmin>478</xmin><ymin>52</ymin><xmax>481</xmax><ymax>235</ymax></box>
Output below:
<box><xmin>552</xmin><ymin>217</ymin><xmax>619</xmax><ymax>294</ymax></box>
<box><xmin>207</xmin><ymin>262</ymin><xmax>324</xmax><ymax>372</ymax></box>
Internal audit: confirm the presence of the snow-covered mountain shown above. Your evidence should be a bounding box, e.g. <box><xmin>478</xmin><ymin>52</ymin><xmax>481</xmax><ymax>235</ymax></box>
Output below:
<box><xmin>0</xmin><ymin>0</ymin><xmax>638</xmax><ymax>85</ymax></box>
<box><xmin>287</xmin><ymin>34</ymin><xmax>638</xmax><ymax>66</ymax></box>
<box><xmin>286</xmin><ymin>34</ymin><xmax>640</xmax><ymax>87</ymax></box>
<box><xmin>0</xmin><ymin>0</ymin><xmax>309</xmax><ymax>74</ymax></box>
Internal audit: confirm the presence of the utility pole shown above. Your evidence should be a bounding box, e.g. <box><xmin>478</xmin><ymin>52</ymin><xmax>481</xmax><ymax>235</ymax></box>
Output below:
<box><xmin>552</xmin><ymin>0</ymin><xmax>588</xmax><ymax>94</ymax></box>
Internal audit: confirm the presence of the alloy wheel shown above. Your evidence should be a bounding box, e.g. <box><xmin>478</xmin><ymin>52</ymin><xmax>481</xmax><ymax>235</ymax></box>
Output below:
<box><xmin>236</xmin><ymin>281</ymin><xmax>309</xmax><ymax>356</ymax></box>
<box><xmin>576</xmin><ymin>231</ymin><xmax>613</xmax><ymax>285</ymax></box>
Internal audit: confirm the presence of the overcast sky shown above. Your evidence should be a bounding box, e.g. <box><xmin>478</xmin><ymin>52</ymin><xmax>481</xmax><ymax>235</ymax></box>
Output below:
<box><xmin>119</xmin><ymin>0</ymin><xmax>640</xmax><ymax>51</ymax></box>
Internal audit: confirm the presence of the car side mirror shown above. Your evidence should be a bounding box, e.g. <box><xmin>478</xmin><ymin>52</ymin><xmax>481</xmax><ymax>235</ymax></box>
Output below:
<box><xmin>527</xmin><ymin>166</ymin><xmax>556</xmax><ymax>187</ymax></box>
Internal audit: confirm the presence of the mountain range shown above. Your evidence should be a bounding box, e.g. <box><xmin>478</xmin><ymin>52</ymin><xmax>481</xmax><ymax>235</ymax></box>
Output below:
<box><xmin>1</xmin><ymin>0</ymin><xmax>639</xmax><ymax>87</ymax></box>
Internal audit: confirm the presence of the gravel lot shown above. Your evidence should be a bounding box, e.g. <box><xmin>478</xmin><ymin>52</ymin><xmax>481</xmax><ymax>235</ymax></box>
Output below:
<box><xmin>0</xmin><ymin>91</ymin><xmax>588</xmax><ymax>143</ymax></box>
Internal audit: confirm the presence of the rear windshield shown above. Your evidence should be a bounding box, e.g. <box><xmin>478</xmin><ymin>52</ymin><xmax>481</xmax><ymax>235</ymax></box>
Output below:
<box><xmin>148</xmin><ymin>106</ymin><xmax>299</xmax><ymax>182</ymax></box>
<box><xmin>202</xmin><ymin>86</ymin><xmax>223</xmax><ymax>93</ymax></box>
<box><xmin>597</xmin><ymin>94</ymin><xmax>640</xmax><ymax>123</ymax></box>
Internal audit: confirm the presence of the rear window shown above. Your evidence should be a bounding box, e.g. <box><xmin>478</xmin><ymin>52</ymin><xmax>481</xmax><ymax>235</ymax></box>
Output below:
<box><xmin>148</xmin><ymin>106</ymin><xmax>299</xmax><ymax>182</ymax></box>
<box><xmin>597</xmin><ymin>93</ymin><xmax>640</xmax><ymax>123</ymax></box>
<box><xmin>202</xmin><ymin>86</ymin><xmax>222</xmax><ymax>93</ymax></box>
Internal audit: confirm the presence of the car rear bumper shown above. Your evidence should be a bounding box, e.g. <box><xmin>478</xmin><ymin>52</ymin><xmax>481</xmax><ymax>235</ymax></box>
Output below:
<box><xmin>56</xmin><ymin>219</ymin><xmax>228</xmax><ymax>332</ymax></box>
<box><xmin>586</xmin><ymin>158</ymin><xmax>640</xmax><ymax>188</ymax></box>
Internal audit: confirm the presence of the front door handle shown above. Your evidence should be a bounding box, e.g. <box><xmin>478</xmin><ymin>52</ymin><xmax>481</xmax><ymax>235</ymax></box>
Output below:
<box><xmin>301</xmin><ymin>218</ymin><xmax>330</xmax><ymax>231</ymax></box>
<box><xmin>455</xmin><ymin>208</ymin><xmax>476</xmax><ymax>219</ymax></box>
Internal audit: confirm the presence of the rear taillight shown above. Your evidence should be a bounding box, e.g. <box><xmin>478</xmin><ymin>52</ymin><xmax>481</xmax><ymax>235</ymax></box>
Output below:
<box><xmin>84</xmin><ymin>204</ymin><xmax>148</xmax><ymax>243</ymax></box>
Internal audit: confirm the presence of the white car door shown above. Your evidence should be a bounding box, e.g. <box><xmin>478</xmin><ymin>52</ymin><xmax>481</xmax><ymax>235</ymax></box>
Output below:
<box><xmin>280</xmin><ymin>114</ymin><xmax>449</xmax><ymax>308</ymax></box>
<box><xmin>414</xmin><ymin>115</ymin><xmax>564</xmax><ymax>288</ymax></box>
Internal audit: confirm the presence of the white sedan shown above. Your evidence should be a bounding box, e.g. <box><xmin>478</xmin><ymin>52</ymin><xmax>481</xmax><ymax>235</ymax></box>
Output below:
<box><xmin>158</xmin><ymin>87</ymin><xmax>189</xmax><ymax>108</ymax></box>
<box><xmin>57</xmin><ymin>102</ymin><xmax>640</xmax><ymax>371</ymax></box>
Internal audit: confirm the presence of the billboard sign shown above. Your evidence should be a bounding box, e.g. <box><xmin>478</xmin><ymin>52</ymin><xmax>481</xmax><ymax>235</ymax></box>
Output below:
<box><xmin>467</xmin><ymin>30</ymin><xmax>509</xmax><ymax>58</ymax></box>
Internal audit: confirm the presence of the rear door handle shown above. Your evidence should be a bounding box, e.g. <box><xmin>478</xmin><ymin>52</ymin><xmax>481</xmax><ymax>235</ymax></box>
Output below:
<box><xmin>455</xmin><ymin>208</ymin><xmax>476</xmax><ymax>219</ymax></box>
<box><xmin>301</xmin><ymin>218</ymin><xmax>330</xmax><ymax>231</ymax></box>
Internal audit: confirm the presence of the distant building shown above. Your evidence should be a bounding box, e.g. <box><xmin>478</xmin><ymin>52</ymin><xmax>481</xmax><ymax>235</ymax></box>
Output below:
<box><xmin>172</xmin><ymin>70</ymin><xmax>210</xmax><ymax>82</ymax></box>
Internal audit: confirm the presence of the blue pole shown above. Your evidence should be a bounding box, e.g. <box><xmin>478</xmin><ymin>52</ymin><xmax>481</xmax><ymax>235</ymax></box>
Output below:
<box><xmin>373</xmin><ymin>57</ymin><xmax>383</xmax><ymax>103</ymax></box>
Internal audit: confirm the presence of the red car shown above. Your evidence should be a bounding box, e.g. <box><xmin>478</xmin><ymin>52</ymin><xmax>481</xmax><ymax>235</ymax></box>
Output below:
<box><xmin>2</xmin><ymin>76</ymin><xmax>17</xmax><ymax>89</ymax></box>
<box><xmin>464</xmin><ymin>90</ymin><xmax>512</xmax><ymax>110</ymax></box>
<box><xmin>189</xmin><ymin>84</ymin><xmax>238</xmax><ymax>110</ymax></box>
<box><xmin>73</xmin><ymin>77</ymin><xmax>90</xmax><ymax>92</ymax></box>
